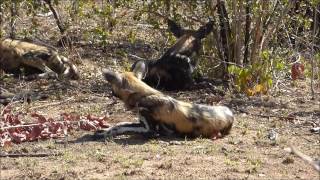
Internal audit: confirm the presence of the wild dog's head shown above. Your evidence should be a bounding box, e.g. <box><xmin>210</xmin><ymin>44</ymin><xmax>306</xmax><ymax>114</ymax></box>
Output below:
<box><xmin>165</xmin><ymin>19</ymin><xmax>213</xmax><ymax>64</ymax></box>
<box><xmin>102</xmin><ymin>68</ymin><xmax>161</xmax><ymax>107</ymax></box>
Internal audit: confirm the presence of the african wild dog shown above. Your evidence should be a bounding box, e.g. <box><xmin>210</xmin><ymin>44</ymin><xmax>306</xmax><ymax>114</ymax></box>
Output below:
<box><xmin>0</xmin><ymin>38</ymin><xmax>79</xmax><ymax>80</ymax></box>
<box><xmin>94</xmin><ymin>68</ymin><xmax>234</xmax><ymax>139</ymax></box>
<box><xmin>131</xmin><ymin>19</ymin><xmax>213</xmax><ymax>90</ymax></box>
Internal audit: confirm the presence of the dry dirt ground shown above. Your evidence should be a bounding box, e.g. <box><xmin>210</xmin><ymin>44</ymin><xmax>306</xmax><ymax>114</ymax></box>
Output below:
<box><xmin>1</xmin><ymin>6</ymin><xmax>320</xmax><ymax>179</ymax></box>
<box><xmin>1</xmin><ymin>51</ymin><xmax>319</xmax><ymax>180</ymax></box>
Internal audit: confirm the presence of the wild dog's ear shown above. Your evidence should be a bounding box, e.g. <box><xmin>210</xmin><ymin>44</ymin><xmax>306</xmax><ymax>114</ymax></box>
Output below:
<box><xmin>195</xmin><ymin>20</ymin><xmax>214</xmax><ymax>39</ymax></box>
<box><xmin>131</xmin><ymin>61</ymin><xmax>147</xmax><ymax>80</ymax></box>
<box><xmin>102</xmin><ymin>69</ymin><xmax>122</xmax><ymax>86</ymax></box>
<box><xmin>168</xmin><ymin>19</ymin><xmax>185</xmax><ymax>38</ymax></box>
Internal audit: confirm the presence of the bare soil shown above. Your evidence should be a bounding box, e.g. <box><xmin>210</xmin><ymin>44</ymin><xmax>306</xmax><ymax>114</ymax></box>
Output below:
<box><xmin>1</xmin><ymin>55</ymin><xmax>319</xmax><ymax>180</ymax></box>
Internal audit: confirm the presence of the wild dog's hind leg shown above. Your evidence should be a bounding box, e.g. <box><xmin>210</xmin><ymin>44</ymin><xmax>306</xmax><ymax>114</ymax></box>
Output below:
<box><xmin>93</xmin><ymin>115</ymin><xmax>153</xmax><ymax>139</ymax></box>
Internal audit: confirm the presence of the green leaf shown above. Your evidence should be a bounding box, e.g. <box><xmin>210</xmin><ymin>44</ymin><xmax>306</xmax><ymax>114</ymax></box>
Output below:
<box><xmin>227</xmin><ymin>65</ymin><xmax>236</xmax><ymax>74</ymax></box>
<box><xmin>267</xmin><ymin>78</ymin><xmax>273</xmax><ymax>88</ymax></box>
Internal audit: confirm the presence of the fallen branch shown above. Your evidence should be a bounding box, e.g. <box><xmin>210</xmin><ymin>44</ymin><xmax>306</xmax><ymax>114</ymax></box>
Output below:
<box><xmin>0</xmin><ymin>120</ymin><xmax>81</xmax><ymax>131</ymax></box>
<box><xmin>285</xmin><ymin>146</ymin><xmax>320</xmax><ymax>172</ymax></box>
<box><xmin>0</xmin><ymin>123</ymin><xmax>45</xmax><ymax>131</ymax></box>
<box><xmin>28</xmin><ymin>97</ymin><xmax>74</xmax><ymax>110</ymax></box>
<box><xmin>43</xmin><ymin>0</ymin><xmax>65</xmax><ymax>34</ymax></box>
<box><xmin>0</xmin><ymin>152</ymin><xmax>63</xmax><ymax>158</ymax></box>
<box><xmin>127</xmin><ymin>53</ymin><xmax>147</xmax><ymax>61</ymax></box>
<box><xmin>237</xmin><ymin>108</ymin><xmax>291</xmax><ymax>119</ymax></box>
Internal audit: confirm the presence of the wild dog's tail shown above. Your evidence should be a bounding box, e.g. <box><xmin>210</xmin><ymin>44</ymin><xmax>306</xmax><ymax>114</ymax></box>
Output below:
<box><xmin>219</xmin><ymin>107</ymin><xmax>235</xmax><ymax>136</ymax></box>
<box><xmin>219</xmin><ymin>118</ymin><xmax>234</xmax><ymax>136</ymax></box>
<box><xmin>102</xmin><ymin>68</ymin><xmax>123</xmax><ymax>86</ymax></box>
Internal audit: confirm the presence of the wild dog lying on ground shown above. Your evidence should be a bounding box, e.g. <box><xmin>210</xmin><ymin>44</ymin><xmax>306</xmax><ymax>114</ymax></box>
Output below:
<box><xmin>131</xmin><ymin>19</ymin><xmax>213</xmax><ymax>91</ymax></box>
<box><xmin>0</xmin><ymin>38</ymin><xmax>79</xmax><ymax>80</ymax></box>
<box><xmin>94</xmin><ymin>68</ymin><xmax>234</xmax><ymax>139</ymax></box>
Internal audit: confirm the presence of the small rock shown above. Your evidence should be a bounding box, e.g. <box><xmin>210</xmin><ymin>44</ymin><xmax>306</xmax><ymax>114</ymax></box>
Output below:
<box><xmin>267</xmin><ymin>129</ymin><xmax>278</xmax><ymax>141</ymax></box>
<box><xmin>310</xmin><ymin>127</ymin><xmax>320</xmax><ymax>134</ymax></box>
<box><xmin>155</xmin><ymin>154</ymin><xmax>161</xmax><ymax>160</ymax></box>
<box><xmin>282</xmin><ymin>157</ymin><xmax>294</xmax><ymax>164</ymax></box>
<box><xmin>241</xmin><ymin>113</ymin><xmax>247</xmax><ymax>117</ymax></box>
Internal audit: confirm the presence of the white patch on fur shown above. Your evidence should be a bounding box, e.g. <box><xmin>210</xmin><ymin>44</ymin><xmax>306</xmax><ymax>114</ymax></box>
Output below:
<box><xmin>71</xmin><ymin>64</ymin><xmax>79</xmax><ymax>74</ymax></box>
<box><xmin>223</xmin><ymin>107</ymin><xmax>234</xmax><ymax>117</ymax></box>
<box><xmin>139</xmin><ymin>116</ymin><xmax>150</xmax><ymax>131</ymax></box>
<box><xmin>63</xmin><ymin>66</ymin><xmax>70</xmax><ymax>75</ymax></box>
<box><xmin>133</xmin><ymin>61</ymin><xmax>147</xmax><ymax>80</ymax></box>
<box><xmin>113</xmin><ymin>121</ymin><xmax>135</xmax><ymax>126</ymax></box>
<box><xmin>214</xmin><ymin>106</ymin><xmax>234</xmax><ymax>121</ymax></box>
<box><xmin>60</xmin><ymin>56</ymin><xmax>69</xmax><ymax>63</ymax></box>
<box><xmin>100</xmin><ymin>116</ymin><xmax>151</xmax><ymax>136</ymax></box>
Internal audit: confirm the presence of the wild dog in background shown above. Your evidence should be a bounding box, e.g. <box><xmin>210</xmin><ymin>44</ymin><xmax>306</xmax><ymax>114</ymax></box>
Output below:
<box><xmin>131</xmin><ymin>19</ymin><xmax>213</xmax><ymax>91</ymax></box>
<box><xmin>94</xmin><ymin>68</ymin><xmax>234</xmax><ymax>139</ymax></box>
<box><xmin>0</xmin><ymin>38</ymin><xmax>80</xmax><ymax>80</ymax></box>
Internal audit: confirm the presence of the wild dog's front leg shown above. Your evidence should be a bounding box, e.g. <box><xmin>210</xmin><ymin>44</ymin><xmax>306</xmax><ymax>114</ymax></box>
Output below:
<box><xmin>93</xmin><ymin>115</ymin><xmax>153</xmax><ymax>139</ymax></box>
<box><xmin>138</xmin><ymin>95</ymin><xmax>177</xmax><ymax>136</ymax></box>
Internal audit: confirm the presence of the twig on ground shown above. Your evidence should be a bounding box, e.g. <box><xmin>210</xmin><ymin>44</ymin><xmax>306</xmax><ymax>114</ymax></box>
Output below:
<box><xmin>237</xmin><ymin>108</ymin><xmax>290</xmax><ymax>119</ymax></box>
<box><xmin>127</xmin><ymin>53</ymin><xmax>147</xmax><ymax>61</ymax></box>
<box><xmin>28</xmin><ymin>97</ymin><xmax>74</xmax><ymax>110</ymax></box>
<box><xmin>285</xmin><ymin>145</ymin><xmax>320</xmax><ymax>172</ymax></box>
<box><xmin>43</xmin><ymin>0</ymin><xmax>65</xmax><ymax>34</ymax></box>
<box><xmin>1</xmin><ymin>123</ymin><xmax>46</xmax><ymax>131</ymax></box>
<box><xmin>0</xmin><ymin>119</ymin><xmax>87</xmax><ymax>131</ymax></box>
<box><xmin>0</xmin><ymin>152</ymin><xmax>63</xmax><ymax>158</ymax></box>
